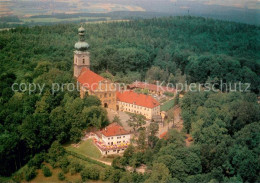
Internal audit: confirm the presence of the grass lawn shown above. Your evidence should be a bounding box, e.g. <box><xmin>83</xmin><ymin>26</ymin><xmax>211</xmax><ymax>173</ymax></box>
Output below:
<box><xmin>65</xmin><ymin>139</ymin><xmax>102</xmax><ymax>159</ymax></box>
<box><xmin>161</xmin><ymin>99</ymin><xmax>175</xmax><ymax>111</ymax></box>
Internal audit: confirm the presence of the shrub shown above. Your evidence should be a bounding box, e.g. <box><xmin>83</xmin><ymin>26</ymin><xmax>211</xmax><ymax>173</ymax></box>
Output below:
<box><xmin>75</xmin><ymin>179</ymin><xmax>83</xmax><ymax>183</ymax></box>
<box><xmin>28</xmin><ymin>153</ymin><xmax>45</xmax><ymax>168</ymax></box>
<box><xmin>110</xmin><ymin>169</ymin><xmax>122</xmax><ymax>183</ymax></box>
<box><xmin>81</xmin><ymin>165</ymin><xmax>101</xmax><ymax>181</ymax></box>
<box><xmin>12</xmin><ymin>171</ymin><xmax>24</xmax><ymax>182</ymax></box>
<box><xmin>49</xmin><ymin>159</ymin><xmax>56</xmax><ymax>168</ymax></box>
<box><xmin>24</xmin><ymin>167</ymin><xmax>37</xmax><ymax>181</ymax></box>
<box><xmin>58</xmin><ymin>156</ymin><xmax>70</xmax><ymax>169</ymax></box>
<box><xmin>107</xmin><ymin>154</ymin><xmax>120</xmax><ymax>159</ymax></box>
<box><xmin>174</xmin><ymin>92</ymin><xmax>179</xmax><ymax>106</ymax></box>
<box><xmin>57</xmin><ymin>156</ymin><xmax>70</xmax><ymax>173</ymax></box>
<box><xmin>48</xmin><ymin>141</ymin><xmax>65</xmax><ymax>163</ymax></box>
<box><xmin>164</xmin><ymin>92</ymin><xmax>174</xmax><ymax>97</ymax></box>
<box><xmin>100</xmin><ymin>167</ymin><xmax>113</xmax><ymax>181</ymax></box>
<box><xmin>70</xmin><ymin>167</ymin><xmax>76</xmax><ymax>175</ymax></box>
<box><xmin>42</xmin><ymin>166</ymin><xmax>52</xmax><ymax>177</ymax></box>
<box><xmin>80</xmin><ymin>169</ymin><xmax>88</xmax><ymax>182</ymax></box>
<box><xmin>69</xmin><ymin>159</ymin><xmax>84</xmax><ymax>173</ymax></box>
<box><xmin>61</xmin><ymin>167</ymin><xmax>69</xmax><ymax>174</ymax></box>
<box><xmin>58</xmin><ymin>172</ymin><xmax>65</xmax><ymax>181</ymax></box>
<box><xmin>66</xmin><ymin>150</ymin><xmax>107</xmax><ymax>168</ymax></box>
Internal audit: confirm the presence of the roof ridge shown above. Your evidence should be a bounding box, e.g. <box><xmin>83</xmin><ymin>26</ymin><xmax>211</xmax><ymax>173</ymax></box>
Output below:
<box><xmin>117</xmin><ymin>91</ymin><xmax>160</xmax><ymax>108</ymax></box>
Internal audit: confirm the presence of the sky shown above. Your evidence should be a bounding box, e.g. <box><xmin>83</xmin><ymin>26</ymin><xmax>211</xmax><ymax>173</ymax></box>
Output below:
<box><xmin>171</xmin><ymin>0</ymin><xmax>259</xmax><ymax>9</ymax></box>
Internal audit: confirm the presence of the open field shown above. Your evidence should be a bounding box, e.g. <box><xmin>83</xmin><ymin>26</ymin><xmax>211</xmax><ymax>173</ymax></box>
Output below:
<box><xmin>32</xmin><ymin>161</ymin><xmax>107</xmax><ymax>183</ymax></box>
<box><xmin>86</xmin><ymin>19</ymin><xmax>130</xmax><ymax>24</ymax></box>
<box><xmin>32</xmin><ymin>163</ymin><xmax>81</xmax><ymax>183</ymax></box>
<box><xmin>21</xmin><ymin>16</ymin><xmax>110</xmax><ymax>23</ymax></box>
<box><xmin>0</xmin><ymin>1</ymin><xmax>145</xmax><ymax>17</ymax></box>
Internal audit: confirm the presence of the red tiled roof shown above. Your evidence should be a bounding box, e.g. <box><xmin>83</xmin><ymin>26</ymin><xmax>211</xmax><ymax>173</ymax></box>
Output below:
<box><xmin>129</xmin><ymin>81</ymin><xmax>175</xmax><ymax>93</ymax></box>
<box><xmin>101</xmin><ymin>123</ymin><xmax>130</xmax><ymax>137</ymax></box>
<box><xmin>77</xmin><ymin>68</ymin><xmax>105</xmax><ymax>91</ymax></box>
<box><xmin>117</xmin><ymin>91</ymin><xmax>160</xmax><ymax>108</ymax></box>
<box><xmin>159</xmin><ymin>131</ymin><xmax>168</xmax><ymax>139</ymax></box>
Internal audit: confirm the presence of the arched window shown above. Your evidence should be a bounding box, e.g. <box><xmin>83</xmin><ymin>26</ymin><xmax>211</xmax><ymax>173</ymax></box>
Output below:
<box><xmin>83</xmin><ymin>59</ymin><xmax>85</xmax><ymax>64</ymax></box>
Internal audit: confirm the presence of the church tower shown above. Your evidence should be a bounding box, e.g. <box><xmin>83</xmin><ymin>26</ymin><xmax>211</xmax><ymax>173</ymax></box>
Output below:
<box><xmin>74</xmin><ymin>26</ymin><xmax>90</xmax><ymax>78</ymax></box>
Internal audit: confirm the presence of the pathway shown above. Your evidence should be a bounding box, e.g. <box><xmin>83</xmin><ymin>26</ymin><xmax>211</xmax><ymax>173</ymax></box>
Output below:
<box><xmin>173</xmin><ymin>106</ymin><xmax>183</xmax><ymax>131</ymax></box>
<box><xmin>106</xmin><ymin>109</ymin><xmax>132</xmax><ymax>131</ymax></box>
<box><xmin>157</xmin><ymin>105</ymin><xmax>184</xmax><ymax>138</ymax></box>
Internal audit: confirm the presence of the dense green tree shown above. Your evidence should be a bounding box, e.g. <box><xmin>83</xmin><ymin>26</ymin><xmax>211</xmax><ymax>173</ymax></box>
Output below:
<box><xmin>146</xmin><ymin>66</ymin><xmax>168</xmax><ymax>82</ymax></box>
<box><xmin>127</xmin><ymin>114</ymin><xmax>146</xmax><ymax>132</ymax></box>
<box><xmin>129</xmin><ymin>152</ymin><xmax>144</xmax><ymax>168</ymax></box>
<box><xmin>155</xmin><ymin>155</ymin><xmax>176</xmax><ymax>175</ymax></box>
<box><xmin>0</xmin><ymin>16</ymin><xmax>259</xmax><ymax>181</ymax></box>
<box><xmin>123</xmin><ymin>145</ymin><xmax>135</xmax><ymax>163</ymax></box>
<box><xmin>148</xmin><ymin>135</ymin><xmax>159</xmax><ymax>149</ymax></box>
<box><xmin>148</xmin><ymin>122</ymin><xmax>159</xmax><ymax>136</ymax></box>
<box><xmin>19</xmin><ymin>113</ymin><xmax>53</xmax><ymax>151</ymax></box>
<box><xmin>42</xmin><ymin>165</ymin><xmax>52</xmax><ymax>177</ymax></box>
<box><xmin>24</xmin><ymin>166</ymin><xmax>37</xmax><ymax>181</ymax></box>
<box><xmin>58</xmin><ymin>172</ymin><xmax>65</xmax><ymax>181</ymax></box>
<box><xmin>110</xmin><ymin>169</ymin><xmax>122</xmax><ymax>183</ymax></box>
<box><xmin>229</xmin><ymin>145</ymin><xmax>259</xmax><ymax>182</ymax></box>
<box><xmin>165</xmin><ymin>129</ymin><xmax>185</xmax><ymax>147</ymax></box>
<box><xmin>145</xmin><ymin>163</ymin><xmax>171</xmax><ymax>183</ymax></box>
<box><xmin>27</xmin><ymin>153</ymin><xmax>45</xmax><ymax>168</ymax></box>
<box><xmin>81</xmin><ymin>165</ymin><xmax>101</xmax><ymax>180</ymax></box>
<box><xmin>83</xmin><ymin>95</ymin><xmax>101</xmax><ymax>107</ymax></box>
<box><xmin>174</xmin><ymin>92</ymin><xmax>179</xmax><ymax>106</ymax></box>
<box><xmin>112</xmin><ymin>157</ymin><xmax>125</xmax><ymax>170</ymax></box>
<box><xmin>234</xmin><ymin>122</ymin><xmax>260</xmax><ymax>152</ymax></box>
<box><xmin>137</xmin><ymin>130</ymin><xmax>147</xmax><ymax>151</ymax></box>
<box><xmin>47</xmin><ymin>141</ymin><xmax>65</xmax><ymax>164</ymax></box>
<box><xmin>49</xmin><ymin>106</ymin><xmax>69</xmax><ymax>143</ymax></box>
<box><xmin>82</xmin><ymin>106</ymin><xmax>109</xmax><ymax>128</ymax></box>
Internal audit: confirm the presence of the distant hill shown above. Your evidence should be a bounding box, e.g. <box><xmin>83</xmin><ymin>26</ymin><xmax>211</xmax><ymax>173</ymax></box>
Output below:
<box><xmin>0</xmin><ymin>0</ymin><xmax>259</xmax><ymax>26</ymax></box>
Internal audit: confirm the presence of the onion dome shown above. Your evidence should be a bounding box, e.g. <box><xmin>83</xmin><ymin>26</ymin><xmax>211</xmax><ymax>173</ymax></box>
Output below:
<box><xmin>74</xmin><ymin>25</ymin><xmax>89</xmax><ymax>51</ymax></box>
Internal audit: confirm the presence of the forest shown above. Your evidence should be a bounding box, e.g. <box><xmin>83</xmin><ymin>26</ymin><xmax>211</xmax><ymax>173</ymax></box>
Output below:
<box><xmin>0</xmin><ymin>16</ymin><xmax>259</xmax><ymax>182</ymax></box>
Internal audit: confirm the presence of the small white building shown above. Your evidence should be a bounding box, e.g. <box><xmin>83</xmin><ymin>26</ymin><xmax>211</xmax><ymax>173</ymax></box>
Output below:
<box><xmin>93</xmin><ymin>123</ymin><xmax>131</xmax><ymax>155</ymax></box>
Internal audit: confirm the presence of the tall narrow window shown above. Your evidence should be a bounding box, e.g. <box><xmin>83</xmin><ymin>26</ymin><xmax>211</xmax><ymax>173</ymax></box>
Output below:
<box><xmin>83</xmin><ymin>59</ymin><xmax>85</xmax><ymax>64</ymax></box>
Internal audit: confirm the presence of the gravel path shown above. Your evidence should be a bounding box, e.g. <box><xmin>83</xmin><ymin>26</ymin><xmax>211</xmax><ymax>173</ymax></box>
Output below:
<box><xmin>157</xmin><ymin>106</ymin><xmax>184</xmax><ymax>138</ymax></box>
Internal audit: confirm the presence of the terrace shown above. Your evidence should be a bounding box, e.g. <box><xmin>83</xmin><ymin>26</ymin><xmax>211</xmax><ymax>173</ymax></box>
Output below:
<box><xmin>88</xmin><ymin>132</ymin><xmax>130</xmax><ymax>152</ymax></box>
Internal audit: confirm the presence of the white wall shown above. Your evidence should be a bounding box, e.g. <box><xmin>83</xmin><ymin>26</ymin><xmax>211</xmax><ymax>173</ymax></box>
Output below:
<box><xmin>118</xmin><ymin>101</ymin><xmax>160</xmax><ymax>119</ymax></box>
<box><xmin>102</xmin><ymin>134</ymin><xmax>130</xmax><ymax>146</ymax></box>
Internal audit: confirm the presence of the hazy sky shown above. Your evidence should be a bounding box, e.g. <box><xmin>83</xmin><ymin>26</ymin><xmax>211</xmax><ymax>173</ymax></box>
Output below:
<box><xmin>172</xmin><ymin>0</ymin><xmax>259</xmax><ymax>9</ymax></box>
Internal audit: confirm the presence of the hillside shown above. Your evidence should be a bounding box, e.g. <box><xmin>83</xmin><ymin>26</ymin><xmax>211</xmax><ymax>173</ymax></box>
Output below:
<box><xmin>1</xmin><ymin>0</ymin><xmax>259</xmax><ymax>25</ymax></box>
<box><xmin>1</xmin><ymin>16</ymin><xmax>259</xmax><ymax>92</ymax></box>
